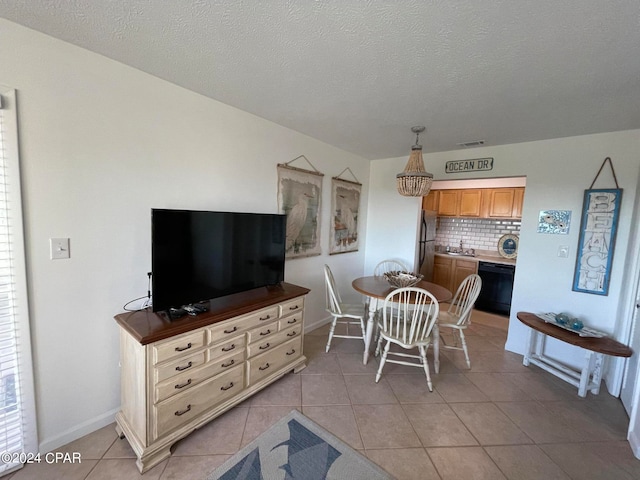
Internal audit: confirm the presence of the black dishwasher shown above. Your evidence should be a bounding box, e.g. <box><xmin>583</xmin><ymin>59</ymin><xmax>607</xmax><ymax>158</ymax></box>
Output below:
<box><xmin>476</xmin><ymin>262</ymin><xmax>515</xmax><ymax>316</ymax></box>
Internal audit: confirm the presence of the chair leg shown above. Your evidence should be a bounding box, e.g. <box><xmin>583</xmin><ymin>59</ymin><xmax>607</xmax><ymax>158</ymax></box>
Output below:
<box><xmin>326</xmin><ymin>318</ymin><xmax>337</xmax><ymax>353</ymax></box>
<box><xmin>375</xmin><ymin>330</ymin><xmax>384</xmax><ymax>357</ymax></box>
<box><xmin>459</xmin><ymin>330</ymin><xmax>471</xmax><ymax>368</ymax></box>
<box><xmin>418</xmin><ymin>345</ymin><xmax>433</xmax><ymax>392</ymax></box>
<box><xmin>375</xmin><ymin>341</ymin><xmax>390</xmax><ymax>383</ymax></box>
<box><xmin>359</xmin><ymin>317</ymin><xmax>367</xmax><ymax>345</ymax></box>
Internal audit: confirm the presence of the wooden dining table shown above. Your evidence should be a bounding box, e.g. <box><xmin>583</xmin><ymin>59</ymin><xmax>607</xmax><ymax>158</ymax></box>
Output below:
<box><xmin>352</xmin><ymin>276</ymin><xmax>453</xmax><ymax>368</ymax></box>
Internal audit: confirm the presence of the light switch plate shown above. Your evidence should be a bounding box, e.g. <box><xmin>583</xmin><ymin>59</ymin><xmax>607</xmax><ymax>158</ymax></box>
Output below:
<box><xmin>50</xmin><ymin>238</ymin><xmax>70</xmax><ymax>259</ymax></box>
<box><xmin>558</xmin><ymin>245</ymin><xmax>569</xmax><ymax>258</ymax></box>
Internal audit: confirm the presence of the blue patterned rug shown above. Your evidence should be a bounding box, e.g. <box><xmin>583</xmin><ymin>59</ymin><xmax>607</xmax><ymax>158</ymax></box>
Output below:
<box><xmin>207</xmin><ymin>410</ymin><xmax>392</xmax><ymax>480</ymax></box>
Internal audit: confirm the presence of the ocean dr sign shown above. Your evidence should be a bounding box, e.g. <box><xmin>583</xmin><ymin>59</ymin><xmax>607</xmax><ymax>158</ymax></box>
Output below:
<box><xmin>445</xmin><ymin>157</ymin><xmax>494</xmax><ymax>174</ymax></box>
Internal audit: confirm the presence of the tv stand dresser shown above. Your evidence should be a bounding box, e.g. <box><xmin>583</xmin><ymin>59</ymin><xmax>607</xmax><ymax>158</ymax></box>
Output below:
<box><xmin>113</xmin><ymin>282</ymin><xmax>309</xmax><ymax>473</ymax></box>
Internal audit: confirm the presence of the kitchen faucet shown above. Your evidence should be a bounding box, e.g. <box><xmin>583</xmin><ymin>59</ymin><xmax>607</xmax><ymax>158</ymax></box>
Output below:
<box><xmin>459</xmin><ymin>240</ymin><xmax>463</xmax><ymax>251</ymax></box>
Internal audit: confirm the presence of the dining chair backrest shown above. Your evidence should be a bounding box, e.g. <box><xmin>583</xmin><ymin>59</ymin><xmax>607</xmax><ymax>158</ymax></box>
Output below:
<box><xmin>447</xmin><ymin>274</ymin><xmax>482</xmax><ymax>325</ymax></box>
<box><xmin>381</xmin><ymin>287</ymin><xmax>439</xmax><ymax>345</ymax></box>
<box><xmin>374</xmin><ymin>259</ymin><xmax>410</xmax><ymax>276</ymax></box>
<box><xmin>324</xmin><ymin>265</ymin><xmax>344</xmax><ymax>315</ymax></box>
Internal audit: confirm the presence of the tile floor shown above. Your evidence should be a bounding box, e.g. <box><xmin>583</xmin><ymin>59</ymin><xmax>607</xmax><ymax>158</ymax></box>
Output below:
<box><xmin>7</xmin><ymin>311</ymin><xmax>640</xmax><ymax>480</ymax></box>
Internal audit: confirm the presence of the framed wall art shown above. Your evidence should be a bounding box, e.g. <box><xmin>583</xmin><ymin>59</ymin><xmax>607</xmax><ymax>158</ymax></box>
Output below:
<box><xmin>329</xmin><ymin>169</ymin><xmax>361</xmax><ymax>254</ymax></box>
<box><xmin>573</xmin><ymin>158</ymin><xmax>622</xmax><ymax>295</ymax></box>
<box><xmin>572</xmin><ymin>188</ymin><xmax>622</xmax><ymax>295</ymax></box>
<box><xmin>537</xmin><ymin>210</ymin><xmax>571</xmax><ymax>235</ymax></box>
<box><xmin>277</xmin><ymin>157</ymin><xmax>323</xmax><ymax>259</ymax></box>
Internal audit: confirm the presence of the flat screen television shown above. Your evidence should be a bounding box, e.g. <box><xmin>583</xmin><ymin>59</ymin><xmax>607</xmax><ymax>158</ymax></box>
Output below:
<box><xmin>151</xmin><ymin>209</ymin><xmax>286</xmax><ymax>312</ymax></box>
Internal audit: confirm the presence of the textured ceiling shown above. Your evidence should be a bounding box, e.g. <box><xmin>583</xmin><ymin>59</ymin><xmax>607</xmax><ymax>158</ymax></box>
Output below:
<box><xmin>1</xmin><ymin>1</ymin><xmax>639</xmax><ymax>159</ymax></box>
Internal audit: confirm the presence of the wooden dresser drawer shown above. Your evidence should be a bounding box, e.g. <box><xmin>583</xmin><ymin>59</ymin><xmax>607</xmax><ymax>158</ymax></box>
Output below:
<box><xmin>246</xmin><ymin>320</ymin><xmax>279</xmax><ymax>344</ymax></box>
<box><xmin>280</xmin><ymin>298</ymin><xmax>304</xmax><ymax>318</ymax></box>
<box><xmin>207</xmin><ymin>305</ymin><xmax>278</xmax><ymax>343</ymax></box>
<box><xmin>247</xmin><ymin>324</ymin><xmax>301</xmax><ymax>358</ymax></box>
<box><xmin>208</xmin><ymin>335</ymin><xmax>245</xmax><ymax>361</ymax></box>
<box><xmin>154</xmin><ymin>350</ymin><xmax>245</xmax><ymax>403</ymax></box>
<box><xmin>279</xmin><ymin>313</ymin><xmax>302</xmax><ymax>330</ymax></box>
<box><xmin>247</xmin><ymin>336</ymin><xmax>302</xmax><ymax>384</ymax></box>
<box><xmin>154</xmin><ymin>364</ymin><xmax>244</xmax><ymax>440</ymax></box>
<box><xmin>152</xmin><ymin>330</ymin><xmax>206</xmax><ymax>365</ymax></box>
<box><xmin>154</xmin><ymin>351</ymin><xmax>207</xmax><ymax>384</ymax></box>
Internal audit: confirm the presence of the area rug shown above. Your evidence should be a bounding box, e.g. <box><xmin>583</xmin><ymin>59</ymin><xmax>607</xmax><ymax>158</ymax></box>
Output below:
<box><xmin>207</xmin><ymin>409</ymin><xmax>392</xmax><ymax>480</ymax></box>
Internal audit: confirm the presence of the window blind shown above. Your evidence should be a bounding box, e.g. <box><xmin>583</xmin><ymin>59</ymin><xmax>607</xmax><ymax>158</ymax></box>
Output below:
<box><xmin>0</xmin><ymin>89</ymin><xmax>37</xmax><ymax>476</ymax></box>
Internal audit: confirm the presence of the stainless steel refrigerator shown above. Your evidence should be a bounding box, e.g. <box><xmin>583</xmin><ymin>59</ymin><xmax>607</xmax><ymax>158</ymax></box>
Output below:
<box><xmin>416</xmin><ymin>210</ymin><xmax>437</xmax><ymax>281</ymax></box>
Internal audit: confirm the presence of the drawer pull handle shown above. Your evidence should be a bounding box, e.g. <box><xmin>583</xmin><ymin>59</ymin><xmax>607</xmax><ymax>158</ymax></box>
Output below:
<box><xmin>220</xmin><ymin>382</ymin><xmax>234</xmax><ymax>391</ymax></box>
<box><xmin>175</xmin><ymin>361</ymin><xmax>193</xmax><ymax>372</ymax></box>
<box><xmin>286</xmin><ymin>349</ymin><xmax>296</xmax><ymax>356</ymax></box>
<box><xmin>175</xmin><ymin>343</ymin><xmax>192</xmax><ymax>352</ymax></box>
<box><xmin>260</xmin><ymin>329</ymin><xmax>271</xmax><ymax>336</ymax></box>
<box><xmin>287</xmin><ymin>331</ymin><xmax>297</xmax><ymax>337</ymax></box>
<box><xmin>221</xmin><ymin>344</ymin><xmax>236</xmax><ymax>352</ymax></box>
<box><xmin>224</xmin><ymin>326</ymin><xmax>238</xmax><ymax>334</ymax></box>
<box><xmin>259</xmin><ymin>343</ymin><xmax>270</xmax><ymax>350</ymax></box>
<box><xmin>287</xmin><ymin>318</ymin><xmax>297</xmax><ymax>324</ymax></box>
<box><xmin>221</xmin><ymin>359</ymin><xmax>235</xmax><ymax>368</ymax></box>
<box><xmin>289</xmin><ymin>305</ymin><xmax>299</xmax><ymax>310</ymax></box>
<box><xmin>175</xmin><ymin>379</ymin><xmax>192</xmax><ymax>389</ymax></box>
<box><xmin>260</xmin><ymin>315</ymin><xmax>271</xmax><ymax>321</ymax></box>
<box><xmin>259</xmin><ymin>363</ymin><xmax>270</xmax><ymax>371</ymax></box>
<box><xmin>175</xmin><ymin>405</ymin><xmax>192</xmax><ymax>416</ymax></box>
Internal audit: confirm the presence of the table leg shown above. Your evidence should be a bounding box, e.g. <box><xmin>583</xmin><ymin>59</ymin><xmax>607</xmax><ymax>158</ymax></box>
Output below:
<box><xmin>523</xmin><ymin>329</ymin><xmax>536</xmax><ymax>366</ymax></box>
<box><xmin>578</xmin><ymin>351</ymin><xmax>596</xmax><ymax>397</ymax></box>
<box><xmin>363</xmin><ymin>297</ymin><xmax>377</xmax><ymax>365</ymax></box>
<box><xmin>591</xmin><ymin>353</ymin><xmax>604</xmax><ymax>395</ymax></box>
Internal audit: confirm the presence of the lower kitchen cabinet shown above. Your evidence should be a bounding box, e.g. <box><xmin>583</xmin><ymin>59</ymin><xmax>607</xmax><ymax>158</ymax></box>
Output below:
<box><xmin>432</xmin><ymin>255</ymin><xmax>479</xmax><ymax>295</ymax></box>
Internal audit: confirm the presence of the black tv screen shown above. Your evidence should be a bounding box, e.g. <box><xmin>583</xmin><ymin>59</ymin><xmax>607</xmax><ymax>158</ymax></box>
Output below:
<box><xmin>151</xmin><ymin>209</ymin><xmax>286</xmax><ymax>312</ymax></box>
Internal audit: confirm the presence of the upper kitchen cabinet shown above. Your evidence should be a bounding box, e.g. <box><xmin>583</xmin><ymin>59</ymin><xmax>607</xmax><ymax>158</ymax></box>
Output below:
<box><xmin>423</xmin><ymin>187</ymin><xmax>524</xmax><ymax>219</ymax></box>
<box><xmin>485</xmin><ymin>187</ymin><xmax>524</xmax><ymax>218</ymax></box>
<box><xmin>422</xmin><ymin>190</ymin><xmax>439</xmax><ymax>211</ymax></box>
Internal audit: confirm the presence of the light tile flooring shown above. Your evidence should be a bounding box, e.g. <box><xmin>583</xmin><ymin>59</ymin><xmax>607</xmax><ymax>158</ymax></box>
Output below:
<box><xmin>7</xmin><ymin>311</ymin><xmax>640</xmax><ymax>480</ymax></box>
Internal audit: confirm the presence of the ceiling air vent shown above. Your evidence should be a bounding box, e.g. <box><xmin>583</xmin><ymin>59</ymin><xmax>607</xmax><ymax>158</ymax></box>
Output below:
<box><xmin>456</xmin><ymin>140</ymin><xmax>485</xmax><ymax>148</ymax></box>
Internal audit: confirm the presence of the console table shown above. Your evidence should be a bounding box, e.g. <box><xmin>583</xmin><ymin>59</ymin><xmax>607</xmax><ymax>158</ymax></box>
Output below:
<box><xmin>517</xmin><ymin>311</ymin><xmax>632</xmax><ymax>397</ymax></box>
<box><xmin>114</xmin><ymin>283</ymin><xmax>309</xmax><ymax>473</ymax></box>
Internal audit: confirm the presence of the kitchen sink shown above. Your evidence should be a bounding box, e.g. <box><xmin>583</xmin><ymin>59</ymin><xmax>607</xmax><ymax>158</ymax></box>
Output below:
<box><xmin>446</xmin><ymin>252</ymin><xmax>476</xmax><ymax>257</ymax></box>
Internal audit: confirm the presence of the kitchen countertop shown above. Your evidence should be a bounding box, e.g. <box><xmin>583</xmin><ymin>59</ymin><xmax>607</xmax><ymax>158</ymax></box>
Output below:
<box><xmin>435</xmin><ymin>252</ymin><xmax>516</xmax><ymax>266</ymax></box>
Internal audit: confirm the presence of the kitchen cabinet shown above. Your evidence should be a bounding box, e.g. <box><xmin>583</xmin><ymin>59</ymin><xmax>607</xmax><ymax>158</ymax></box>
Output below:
<box><xmin>432</xmin><ymin>255</ymin><xmax>478</xmax><ymax>295</ymax></box>
<box><xmin>424</xmin><ymin>187</ymin><xmax>524</xmax><ymax>219</ymax></box>
<box><xmin>459</xmin><ymin>189</ymin><xmax>483</xmax><ymax>217</ymax></box>
<box><xmin>512</xmin><ymin>187</ymin><xmax>524</xmax><ymax>218</ymax></box>
<box><xmin>433</xmin><ymin>256</ymin><xmax>453</xmax><ymax>292</ymax></box>
<box><xmin>437</xmin><ymin>190</ymin><xmax>459</xmax><ymax>216</ymax></box>
<box><xmin>422</xmin><ymin>190</ymin><xmax>439</xmax><ymax>211</ymax></box>
<box><xmin>486</xmin><ymin>188</ymin><xmax>515</xmax><ymax>218</ymax></box>
<box><xmin>452</xmin><ymin>259</ymin><xmax>478</xmax><ymax>294</ymax></box>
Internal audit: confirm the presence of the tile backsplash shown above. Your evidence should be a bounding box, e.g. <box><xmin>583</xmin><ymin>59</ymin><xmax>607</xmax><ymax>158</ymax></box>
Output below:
<box><xmin>435</xmin><ymin>217</ymin><xmax>521</xmax><ymax>251</ymax></box>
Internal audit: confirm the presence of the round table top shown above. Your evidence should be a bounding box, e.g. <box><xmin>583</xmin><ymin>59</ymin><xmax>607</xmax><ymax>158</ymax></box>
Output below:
<box><xmin>352</xmin><ymin>276</ymin><xmax>453</xmax><ymax>303</ymax></box>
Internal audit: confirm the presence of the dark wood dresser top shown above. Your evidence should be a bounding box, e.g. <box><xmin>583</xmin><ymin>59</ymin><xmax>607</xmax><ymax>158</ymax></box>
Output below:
<box><xmin>115</xmin><ymin>282</ymin><xmax>310</xmax><ymax>345</ymax></box>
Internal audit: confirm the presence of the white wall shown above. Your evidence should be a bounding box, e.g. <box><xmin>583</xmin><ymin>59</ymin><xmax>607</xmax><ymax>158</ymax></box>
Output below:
<box><xmin>0</xmin><ymin>19</ymin><xmax>370</xmax><ymax>452</ymax></box>
<box><xmin>367</xmin><ymin>130</ymin><xmax>640</xmax><ymax>392</ymax></box>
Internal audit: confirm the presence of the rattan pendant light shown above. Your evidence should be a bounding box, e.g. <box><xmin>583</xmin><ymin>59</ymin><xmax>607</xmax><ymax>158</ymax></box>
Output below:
<box><xmin>396</xmin><ymin>126</ymin><xmax>433</xmax><ymax>197</ymax></box>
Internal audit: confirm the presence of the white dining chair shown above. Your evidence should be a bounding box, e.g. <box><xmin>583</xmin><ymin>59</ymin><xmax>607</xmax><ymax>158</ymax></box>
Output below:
<box><xmin>370</xmin><ymin>259</ymin><xmax>410</xmax><ymax>346</ymax></box>
<box><xmin>437</xmin><ymin>274</ymin><xmax>482</xmax><ymax>368</ymax></box>
<box><xmin>375</xmin><ymin>287</ymin><xmax>440</xmax><ymax>391</ymax></box>
<box><xmin>373</xmin><ymin>259</ymin><xmax>409</xmax><ymax>276</ymax></box>
<box><xmin>323</xmin><ymin>265</ymin><xmax>367</xmax><ymax>353</ymax></box>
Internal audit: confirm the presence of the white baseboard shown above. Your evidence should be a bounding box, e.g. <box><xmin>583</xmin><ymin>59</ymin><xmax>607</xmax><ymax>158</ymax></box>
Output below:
<box><xmin>629</xmin><ymin>428</ymin><xmax>640</xmax><ymax>459</ymax></box>
<box><xmin>304</xmin><ymin>315</ymin><xmax>331</xmax><ymax>334</ymax></box>
<box><xmin>39</xmin><ymin>407</ymin><xmax>119</xmax><ymax>454</ymax></box>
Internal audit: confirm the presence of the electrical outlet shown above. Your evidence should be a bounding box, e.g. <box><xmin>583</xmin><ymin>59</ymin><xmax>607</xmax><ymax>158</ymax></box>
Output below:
<box><xmin>50</xmin><ymin>238</ymin><xmax>70</xmax><ymax>259</ymax></box>
<box><xmin>558</xmin><ymin>245</ymin><xmax>569</xmax><ymax>258</ymax></box>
